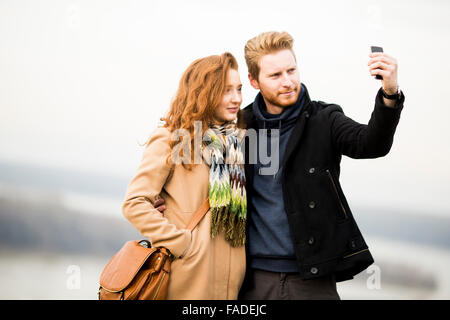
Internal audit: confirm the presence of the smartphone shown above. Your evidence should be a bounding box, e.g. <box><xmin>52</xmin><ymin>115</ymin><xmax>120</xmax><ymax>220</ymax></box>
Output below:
<box><xmin>371</xmin><ymin>46</ymin><xmax>383</xmax><ymax>80</ymax></box>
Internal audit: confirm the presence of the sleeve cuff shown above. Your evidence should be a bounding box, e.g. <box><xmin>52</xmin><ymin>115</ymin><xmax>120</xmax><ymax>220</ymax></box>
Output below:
<box><xmin>376</xmin><ymin>87</ymin><xmax>405</xmax><ymax>110</ymax></box>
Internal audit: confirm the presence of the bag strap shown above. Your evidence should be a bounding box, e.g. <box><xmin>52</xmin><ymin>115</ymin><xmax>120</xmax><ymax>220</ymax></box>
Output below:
<box><xmin>184</xmin><ymin>198</ymin><xmax>210</xmax><ymax>231</ymax></box>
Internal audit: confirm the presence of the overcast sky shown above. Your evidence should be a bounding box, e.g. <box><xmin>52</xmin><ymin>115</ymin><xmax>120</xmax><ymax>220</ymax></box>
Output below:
<box><xmin>1</xmin><ymin>0</ymin><xmax>450</xmax><ymax>217</ymax></box>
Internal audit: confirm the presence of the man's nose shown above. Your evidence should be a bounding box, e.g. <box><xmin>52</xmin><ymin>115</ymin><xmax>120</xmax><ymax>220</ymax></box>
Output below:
<box><xmin>281</xmin><ymin>73</ymin><xmax>293</xmax><ymax>87</ymax></box>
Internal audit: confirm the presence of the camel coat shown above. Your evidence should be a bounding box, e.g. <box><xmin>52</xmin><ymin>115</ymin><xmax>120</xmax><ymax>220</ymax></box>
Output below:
<box><xmin>121</xmin><ymin>127</ymin><xmax>246</xmax><ymax>299</ymax></box>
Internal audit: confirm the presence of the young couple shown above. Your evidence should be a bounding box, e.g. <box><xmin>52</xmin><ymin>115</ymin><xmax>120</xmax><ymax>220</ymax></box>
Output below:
<box><xmin>122</xmin><ymin>31</ymin><xmax>405</xmax><ymax>300</ymax></box>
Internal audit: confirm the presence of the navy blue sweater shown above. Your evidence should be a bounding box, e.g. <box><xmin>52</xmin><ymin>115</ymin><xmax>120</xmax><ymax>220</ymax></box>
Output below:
<box><xmin>248</xmin><ymin>84</ymin><xmax>306</xmax><ymax>272</ymax></box>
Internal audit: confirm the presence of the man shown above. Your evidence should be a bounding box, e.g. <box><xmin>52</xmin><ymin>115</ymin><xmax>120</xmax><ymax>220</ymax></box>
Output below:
<box><xmin>237</xmin><ymin>31</ymin><xmax>404</xmax><ymax>300</ymax></box>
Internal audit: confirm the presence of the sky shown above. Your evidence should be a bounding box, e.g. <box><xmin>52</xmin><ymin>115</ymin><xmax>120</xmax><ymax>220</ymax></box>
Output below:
<box><xmin>1</xmin><ymin>0</ymin><xmax>450</xmax><ymax>217</ymax></box>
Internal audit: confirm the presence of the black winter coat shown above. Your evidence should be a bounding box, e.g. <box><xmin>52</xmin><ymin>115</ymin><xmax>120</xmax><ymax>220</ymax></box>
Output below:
<box><xmin>239</xmin><ymin>85</ymin><xmax>404</xmax><ymax>282</ymax></box>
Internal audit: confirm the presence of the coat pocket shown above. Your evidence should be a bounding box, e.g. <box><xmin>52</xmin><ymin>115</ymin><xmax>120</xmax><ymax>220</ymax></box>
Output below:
<box><xmin>325</xmin><ymin>169</ymin><xmax>348</xmax><ymax>221</ymax></box>
<box><xmin>181</xmin><ymin>210</ymin><xmax>211</xmax><ymax>261</ymax></box>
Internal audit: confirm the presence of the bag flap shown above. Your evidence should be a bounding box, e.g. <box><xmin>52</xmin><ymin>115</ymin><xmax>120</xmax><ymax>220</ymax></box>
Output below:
<box><xmin>99</xmin><ymin>240</ymin><xmax>156</xmax><ymax>292</ymax></box>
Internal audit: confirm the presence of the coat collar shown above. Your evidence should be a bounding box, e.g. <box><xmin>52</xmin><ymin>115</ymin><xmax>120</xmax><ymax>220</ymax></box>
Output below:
<box><xmin>240</xmin><ymin>83</ymin><xmax>312</xmax><ymax>130</ymax></box>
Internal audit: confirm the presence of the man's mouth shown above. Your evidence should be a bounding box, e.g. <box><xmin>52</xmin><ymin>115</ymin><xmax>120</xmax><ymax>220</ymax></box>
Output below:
<box><xmin>280</xmin><ymin>89</ymin><xmax>296</xmax><ymax>96</ymax></box>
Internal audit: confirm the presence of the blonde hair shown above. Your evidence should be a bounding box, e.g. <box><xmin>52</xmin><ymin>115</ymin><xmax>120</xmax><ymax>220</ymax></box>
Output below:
<box><xmin>244</xmin><ymin>31</ymin><xmax>295</xmax><ymax>80</ymax></box>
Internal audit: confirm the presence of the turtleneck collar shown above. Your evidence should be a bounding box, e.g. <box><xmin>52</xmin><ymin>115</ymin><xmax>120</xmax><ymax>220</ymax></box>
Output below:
<box><xmin>252</xmin><ymin>83</ymin><xmax>306</xmax><ymax>135</ymax></box>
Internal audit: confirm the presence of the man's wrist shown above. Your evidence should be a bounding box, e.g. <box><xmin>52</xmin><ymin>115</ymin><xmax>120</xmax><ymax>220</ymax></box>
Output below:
<box><xmin>381</xmin><ymin>86</ymin><xmax>400</xmax><ymax>100</ymax></box>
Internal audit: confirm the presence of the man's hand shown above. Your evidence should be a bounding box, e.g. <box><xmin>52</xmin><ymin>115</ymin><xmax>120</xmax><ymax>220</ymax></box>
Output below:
<box><xmin>368</xmin><ymin>52</ymin><xmax>399</xmax><ymax>107</ymax></box>
<box><xmin>154</xmin><ymin>195</ymin><xmax>166</xmax><ymax>214</ymax></box>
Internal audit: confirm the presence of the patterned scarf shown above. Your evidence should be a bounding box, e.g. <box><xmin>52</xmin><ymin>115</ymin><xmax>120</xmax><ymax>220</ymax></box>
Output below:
<box><xmin>203</xmin><ymin>123</ymin><xmax>247</xmax><ymax>247</ymax></box>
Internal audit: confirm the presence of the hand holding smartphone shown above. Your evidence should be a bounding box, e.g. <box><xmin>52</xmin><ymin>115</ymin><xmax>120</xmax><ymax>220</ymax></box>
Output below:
<box><xmin>371</xmin><ymin>46</ymin><xmax>383</xmax><ymax>80</ymax></box>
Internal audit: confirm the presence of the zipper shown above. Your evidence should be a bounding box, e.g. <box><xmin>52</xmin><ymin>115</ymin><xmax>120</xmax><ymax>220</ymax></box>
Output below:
<box><xmin>152</xmin><ymin>272</ymin><xmax>166</xmax><ymax>300</ymax></box>
<box><xmin>98</xmin><ymin>286</ymin><xmax>125</xmax><ymax>300</ymax></box>
<box><xmin>99</xmin><ymin>286</ymin><xmax>121</xmax><ymax>293</ymax></box>
<box><xmin>343</xmin><ymin>248</ymin><xmax>369</xmax><ymax>259</ymax></box>
<box><xmin>326</xmin><ymin>169</ymin><xmax>348</xmax><ymax>219</ymax></box>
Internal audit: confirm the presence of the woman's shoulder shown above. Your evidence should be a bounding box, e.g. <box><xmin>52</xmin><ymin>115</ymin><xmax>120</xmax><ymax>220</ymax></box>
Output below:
<box><xmin>138</xmin><ymin>126</ymin><xmax>175</xmax><ymax>170</ymax></box>
<box><xmin>152</xmin><ymin>125</ymin><xmax>171</xmax><ymax>136</ymax></box>
<box><xmin>140</xmin><ymin>126</ymin><xmax>174</xmax><ymax>161</ymax></box>
<box><xmin>145</xmin><ymin>126</ymin><xmax>171</xmax><ymax>145</ymax></box>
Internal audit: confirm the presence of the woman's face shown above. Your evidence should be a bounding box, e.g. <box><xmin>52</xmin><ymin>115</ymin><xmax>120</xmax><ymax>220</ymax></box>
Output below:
<box><xmin>213</xmin><ymin>69</ymin><xmax>242</xmax><ymax>124</ymax></box>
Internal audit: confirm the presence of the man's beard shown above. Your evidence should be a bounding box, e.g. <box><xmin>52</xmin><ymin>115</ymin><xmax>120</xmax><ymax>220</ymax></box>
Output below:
<box><xmin>262</xmin><ymin>84</ymin><xmax>301</xmax><ymax>109</ymax></box>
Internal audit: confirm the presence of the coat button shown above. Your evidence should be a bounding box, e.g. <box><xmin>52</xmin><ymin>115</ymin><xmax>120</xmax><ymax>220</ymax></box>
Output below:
<box><xmin>308</xmin><ymin>237</ymin><xmax>315</xmax><ymax>245</ymax></box>
<box><xmin>350</xmin><ymin>240</ymin><xmax>356</xmax><ymax>248</ymax></box>
<box><xmin>309</xmin><ymin>201</ymin><xmax>316</xmax><ymax>209</ymax></box>
<box><xmin>309</xmin><ymin>167</ymin><xmax>315</xmax><ymax>174</ymax></box>
<box><xmin>310</xmin><ymin>267</ymin><xmax>318</xmax><ymax>274</ymax></box>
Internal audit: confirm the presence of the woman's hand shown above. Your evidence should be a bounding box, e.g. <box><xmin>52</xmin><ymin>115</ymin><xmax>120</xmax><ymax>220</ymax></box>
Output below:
<box><xmin>154</xmin><ymin>195</ymin><xmax>166</xmax><ymax>214</ymax></box>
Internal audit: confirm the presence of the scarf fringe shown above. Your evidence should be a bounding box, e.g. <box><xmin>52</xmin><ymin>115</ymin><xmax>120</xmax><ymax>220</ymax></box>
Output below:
<box><xmin>210</xmin><ymin>206</ymin><xmax>246</xmax><ymax>247</ymax></box>
<box><xmin>206</xmin><ymin>123</ymin><xmax>247</xmax><ymax>247</ymax></box>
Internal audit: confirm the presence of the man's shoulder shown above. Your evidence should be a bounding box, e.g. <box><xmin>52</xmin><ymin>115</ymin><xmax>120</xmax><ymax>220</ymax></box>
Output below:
<box><xmin>312</xmin><ymin>100</ymin><xmax>342</xmax><ymax>111</ymax></box>
<box><xmin>243</xmin><ymin>102</ymin><xmax>253</xmax><ymax>112</ymax></box>
<box><xmin>242</xmin><ymin>102</ymin><xmax>255</xmax><ymax>118</ymax></box>
<box><xmin>309</xmin><ymin>100</ymin><xmax>344</xmax><ymax>118</ymax></box>
<box><xmin>237</xmin><ymin>103</ymin><xmax>256</xmax><ymax>129</ymax></box>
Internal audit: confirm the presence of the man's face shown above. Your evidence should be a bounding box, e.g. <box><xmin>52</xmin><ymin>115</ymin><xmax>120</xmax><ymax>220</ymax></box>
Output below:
<box><xmin>249</xmin><ymin>49</ymin><xmax>301</xmax><ymax>114</ymax></box>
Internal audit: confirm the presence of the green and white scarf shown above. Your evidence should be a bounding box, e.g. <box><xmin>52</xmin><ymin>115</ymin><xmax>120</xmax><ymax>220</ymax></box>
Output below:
<box><xmin>203</xmin><ymin>123</ymin><xmax>247</xmax><ymax>247</ymax></box>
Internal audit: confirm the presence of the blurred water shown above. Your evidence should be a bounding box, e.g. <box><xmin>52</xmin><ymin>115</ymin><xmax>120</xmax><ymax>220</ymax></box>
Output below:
<box><xmin>337</xmin><ymin>236</ymin><xmax>450</xmax><ymax>299</ymax></box>
<box><xmin>1</xmin><ymin>236</ymin><xmax>449</xmax><ymax>300</ymax></box>
<box><xmin>0</xmin><ymin>249</ymin><xmax>108</xmax><ymax>300</ymax></box>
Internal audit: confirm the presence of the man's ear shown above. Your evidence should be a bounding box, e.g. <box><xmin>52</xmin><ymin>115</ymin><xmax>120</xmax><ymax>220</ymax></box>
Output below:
<box><xmin>248</xmin><ymin>73</ymin><xmax>260</xmax><ymax>90</ymax></box>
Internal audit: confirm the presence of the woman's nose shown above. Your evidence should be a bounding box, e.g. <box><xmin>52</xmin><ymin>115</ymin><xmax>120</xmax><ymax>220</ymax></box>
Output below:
<box><xmin>231</xmin><ymin>90</ymin><xmax>242</xmax><ymax>104</ymax></box>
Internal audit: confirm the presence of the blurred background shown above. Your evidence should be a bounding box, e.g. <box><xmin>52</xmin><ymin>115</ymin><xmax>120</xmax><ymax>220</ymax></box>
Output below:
<box><xmin>1</xmin><ymin>0</ymin><xmax>449</xmax><ymax>299</ymax></box>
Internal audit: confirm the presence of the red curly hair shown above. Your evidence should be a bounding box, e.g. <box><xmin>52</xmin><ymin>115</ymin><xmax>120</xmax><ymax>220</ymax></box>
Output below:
<box><xmin>160</xmin><ymin>52</ymin><xmax>239</xmax><ymax>169</ymax></box>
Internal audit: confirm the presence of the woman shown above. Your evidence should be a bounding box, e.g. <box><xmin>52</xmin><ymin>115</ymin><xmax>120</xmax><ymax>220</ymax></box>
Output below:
<box><xmin>121</xmin><ymin>52</ymin><xmax>247</xmax><ymax>299</ymax></box>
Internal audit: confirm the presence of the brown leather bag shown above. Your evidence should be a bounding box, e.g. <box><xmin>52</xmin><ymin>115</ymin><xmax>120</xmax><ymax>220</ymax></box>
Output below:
<box><xmin>98</xmin><ymin>198</ymin><xmax>210</xmax><ymax>300</ymax></box>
